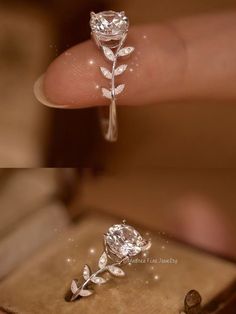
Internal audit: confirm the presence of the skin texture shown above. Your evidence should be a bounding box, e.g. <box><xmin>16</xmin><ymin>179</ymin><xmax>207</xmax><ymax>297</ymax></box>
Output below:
<box><xmin>39</xmin><ymin>10</ymin><xmax>236</xmax><ymax>109</ymax></box>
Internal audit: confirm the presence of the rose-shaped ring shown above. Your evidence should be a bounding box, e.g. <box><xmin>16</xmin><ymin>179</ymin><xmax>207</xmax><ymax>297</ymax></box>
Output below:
<box><xmin>69</xmin><ymin>221</ymin><xmax>151</xmax><ymax>301</ymax></box>
<box><xmin>90</xmin><ymin>11</ymin><xmax>135</xmax><ymax>142</ymax></box>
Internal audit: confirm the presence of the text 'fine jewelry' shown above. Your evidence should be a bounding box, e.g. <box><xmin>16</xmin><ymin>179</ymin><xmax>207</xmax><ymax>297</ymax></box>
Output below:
<box><xmin>69</xmin><ymin>221</ymin><xmax>151</xmax><ymax>301</ymax></box>
<box><xmin>90</xmin><ymin>11</ymin><xmax>134</xmax><ymax>142</ymax></box>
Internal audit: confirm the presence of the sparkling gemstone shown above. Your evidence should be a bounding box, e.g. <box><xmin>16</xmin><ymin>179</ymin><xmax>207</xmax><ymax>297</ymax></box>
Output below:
<box><xmin>90</xmin><ymin>11</ymin><xmax>129</xmax><ymax>40</ymax></box>
<box><xmin>105</xmin><ymin>224</ymin><xmax>146</xmax><ymax>258</ymax></box>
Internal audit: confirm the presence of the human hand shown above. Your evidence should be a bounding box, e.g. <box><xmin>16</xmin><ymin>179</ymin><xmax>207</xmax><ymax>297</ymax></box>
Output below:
<box><xmin>34</xmin><ymin>10</ymin><xmax>236</xmax><ymax>108</ymax></box>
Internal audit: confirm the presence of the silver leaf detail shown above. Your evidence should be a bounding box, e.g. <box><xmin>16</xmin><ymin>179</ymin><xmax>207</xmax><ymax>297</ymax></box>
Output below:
<box><xmin>79</xmin><ymin>289</ymin><xmax>93</xmax><ymax>297</ymax></box>
<box><xmin>91</xmin><ymin>276</ymin><xmax>107</xmax><ymax>285</ymax></box>
<box><xmin>71</xmin><ymin>280</ymin><xmax>79</xmax><ymax>294</ymax></box>
<box><xmin>115</xmin><ymin>84</ymin><xmax>125</xmax><ymax>95</ymax></box>
<box><xmin>100</xmin><ymin>67</ymin><xmax>112</xmax><ymax>79</ymax></box>
<box><xmin>83</xmin><ymin>264</ymin><xmax>91</xmax><ymax>281</ymax></box>
<box><xmin>98</xmin><ymin>252</ymin><xmax>107</xmax><ymax>269</ymax></box>
<box><xmin>142</xmin><ymin>239</ymin><xmax>152</xmax><ymax>251</ymax></box>
<box><xmin>108</xmin><ymin>265</ymin><xmax>125</xmax><ymax>277</ymax></box>
<box><xmin>102</xmin><ymin>46</ymin><xmax>115</xmax><ymax>62</ymax></box>
<box><xmin>118</xmin><ymin>47</ymin><xmax>135</xmax><ymax>57</ymax></box>
<box><xmin>115</xmin><ymin>64</ymin><xmax>128</xmax><ymax>76</ymax></box>
<box><xmin>102</xmin><ymin>88</ymin><xmax>112</xmax><ymax>99</ymax></box>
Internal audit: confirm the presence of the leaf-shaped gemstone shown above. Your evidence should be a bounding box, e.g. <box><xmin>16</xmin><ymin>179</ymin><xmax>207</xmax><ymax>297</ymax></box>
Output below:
<box><xmin>115</xmin><ymin>64</ymin><xmax>127</xmax><ymax>76</ymax></box>
<box><xmin>100</xmin><ymin>67</ymin><xmax>112</xmax><ymax>79</ymax></box>
<box><xmin>83</xmin><ymin>264</ymin><xmax>91</xmax><ymax>280</ymax></box>
<box><xmin>79</xmin><ymin>289</ymin><xmax>93</xmax><ymax>297</ymax></box>
<box><xmin>102</xmin><ymin>47</ymin><xmax>115</xmax><ymax>62</ymax></box>
<box><xmin>102</xmin><ymin>88</ymin><xmax>112</xmax><ymax>99</ymax></box>
<box><xmin>115</xmin><ymin>84</ymin><xmax>125</xmax><ymax>95</ymax></box>
<box><xmin>71</xmin><ymin>279</ymin><xmax>79</xmax><ymax>294</ymax></box>
<box><xmin>118</xmin><ymin>47</ymin><xmax>135</xmax><ymax>57</ymax></box>
<box><xmin>108</xmin><ymin>265</ymin><xmax>125</xmax><ymax>277</ymax></box>
<box><xmin>98</xmin><ymin>252</ymin><xmax>107</xmax><ymax>269</ymax></box>
<box><xmin>91</xmin><ymin>276</ymin><xmax>107</xmax><ymax>285</ymax></box>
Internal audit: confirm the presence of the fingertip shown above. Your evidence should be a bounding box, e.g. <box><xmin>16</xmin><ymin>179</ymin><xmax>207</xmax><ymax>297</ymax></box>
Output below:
<box><xmin>34</xmin><ymin>74</ymin><xmax>69</xmax><ymax>108</ymax></box>
<box><xmin>43</xmin><ymin>41</ymin><xmax>107</xmax><ymax>108</ymax></box>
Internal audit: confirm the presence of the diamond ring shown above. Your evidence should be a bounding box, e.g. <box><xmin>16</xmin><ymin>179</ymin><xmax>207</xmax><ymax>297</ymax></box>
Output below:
<box><xmin>90</xmin><ymin>11</ymin><xmax>134</xmax><ymax>142</ymax></box>
<box><xmin>69</xmin><ymin>221</ymin><xmax>151</xmax><ymax>301</ymax></box>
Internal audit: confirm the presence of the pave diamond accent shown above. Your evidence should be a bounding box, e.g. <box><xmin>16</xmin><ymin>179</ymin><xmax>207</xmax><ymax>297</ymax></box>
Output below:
<box><xmin>100</xmin><ymin>67</ymin><xmax>112</xmax><ymax>79</ymax></box>
<box><xmin>83</xmin><ymin>265</ymin><xmax>91</xmax><ymax>280</ymax></box>
<box><xmin>105</xmin><ymin>224</ymin><xmax>146</xmax><ymax>258</ymax></box>
<box><xmin>118</xmin><ymin>46</ymin><xmax>135</xmax><ymax>57</ymax></box>
<box><xmin>102</xmin><ymin>87</ymin><xmax>112</xmax><ymax>99</ymax></box>
<box><xmin>114</xmin><ymin>64</ymin><xmax>127</xmax><ymax>76</ymax></box>
<box><xmin>102</xmin><ymin>46</ymin><xmax>115</xmax><ymax>61</ymax></box>
<box><xmin>71</xmin><ymin>280</ymin><xmax>79</xmax><ymax>294</ymax></box>
<box><xmin>91</xmin><ymin>276</ymin><xmax>106</xmax><ymax>285</ymax></box>
<box><xmin>115</xmin><ymin>84</ymin><xmax>125</xmax><ymax>95</ymax></box>
<box><xmin>98</xmin><ymin>252</ymin><xmax>108</xmax><ymax>269</ymax></box>
<box><xmin>108</xmin><ymin>265</ymin><xmax>125</xmax><ymax>277</ymax></box>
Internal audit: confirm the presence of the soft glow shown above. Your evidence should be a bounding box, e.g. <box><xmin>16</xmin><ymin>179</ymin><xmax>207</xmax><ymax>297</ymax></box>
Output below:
<box><xmin>89</xmin><ymin>248</ymin><xmax>95</xmax><ymax>254</ymax></box>
<box><xmin>88</xmin><ymin>59</ymin><xmax>95</xmax><ymax>65</ymax></box>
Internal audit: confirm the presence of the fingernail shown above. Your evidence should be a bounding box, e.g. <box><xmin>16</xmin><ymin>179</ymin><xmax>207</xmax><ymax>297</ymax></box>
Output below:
<box><xmin>33</xmin><ymin>74</ymin><xmax>69</xmax><ymax>108</ymax></box>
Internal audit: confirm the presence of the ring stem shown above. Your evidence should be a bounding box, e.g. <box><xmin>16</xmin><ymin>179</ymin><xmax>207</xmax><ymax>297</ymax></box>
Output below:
<box><xmin>71</xmin><ymin>255</ymin><xmax>128</xmax><ymax>301</ymax></box>
<box><xmin>105</xmin><ymin>33</ymin><xmax>127</xmax><ymax>142</ymax></box>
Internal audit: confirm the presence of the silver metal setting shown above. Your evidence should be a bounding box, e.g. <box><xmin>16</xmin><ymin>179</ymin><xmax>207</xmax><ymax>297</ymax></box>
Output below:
<box><xmin>90</xmin><ymin>11</ymin><xmax>134</xmax><ymax>142</ymax></box>
<box><xmin>69</xmin><ymin>221</ymin><xmax>151</xmax><ymax>301</ymax></box>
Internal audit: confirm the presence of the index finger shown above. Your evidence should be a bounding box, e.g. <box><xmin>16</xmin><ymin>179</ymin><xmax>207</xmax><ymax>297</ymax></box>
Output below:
<box><xmin>35</xmin><ymin>12</ymin><xmax>236</xmax><ymax>108</ymax></box>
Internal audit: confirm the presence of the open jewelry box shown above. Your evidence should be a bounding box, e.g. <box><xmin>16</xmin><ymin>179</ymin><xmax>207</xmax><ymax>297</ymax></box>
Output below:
<box><xmin>0</xmin><ymin>169</ymin><xmax>236</xmax><ymax>314</ymax></box>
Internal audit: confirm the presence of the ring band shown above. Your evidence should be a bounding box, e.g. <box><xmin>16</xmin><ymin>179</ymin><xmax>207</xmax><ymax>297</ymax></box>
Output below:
<box><xmin>90</xmin><ymin>11</ymin><xmax>134</xmax><ymax>142</ymax></box>
<box><xmin>69</xmin><ymin>221</ymin><xmax>151</xmax><ymax>301</ymax></box>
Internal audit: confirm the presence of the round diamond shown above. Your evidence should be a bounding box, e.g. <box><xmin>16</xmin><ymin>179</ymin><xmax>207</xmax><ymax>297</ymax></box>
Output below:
<box><xmin>90</xmin><ymin>11</ymin><xmax>129</xmax><ymax>40</ymax></box>
<box><xmin>105</xmin><ymin>224</ymin><xmax>146</xmax><ymax>258</ymax></box>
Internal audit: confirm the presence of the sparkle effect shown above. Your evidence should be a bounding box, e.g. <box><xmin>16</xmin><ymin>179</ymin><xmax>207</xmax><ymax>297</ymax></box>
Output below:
<box><xmin>89</xmin><ymin>248</ymin><xmax>95</xmax><ymax>254</ymax></box>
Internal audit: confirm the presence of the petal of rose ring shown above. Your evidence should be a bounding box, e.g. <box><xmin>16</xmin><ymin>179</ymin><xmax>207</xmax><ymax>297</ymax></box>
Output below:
<box><xmin>69</xmin><ymin>221</ymin><xmax>151</xmax><ymax>301</ymax></box>
<box><xmin>90</xmin><ymin>11</ymin><xmax>134</xmax><ymax>142</ymax></box>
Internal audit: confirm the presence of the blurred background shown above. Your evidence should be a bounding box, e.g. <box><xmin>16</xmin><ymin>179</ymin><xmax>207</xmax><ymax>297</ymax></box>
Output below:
<box><xmin>0</xmin><ymin>1</ymin><xmax>236</xmax><ymax>310</ymax></box>
<box><xmin>0</xmin><ymin>168</ymin><xmax>236</xmax><ymax>280</ymax></box>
